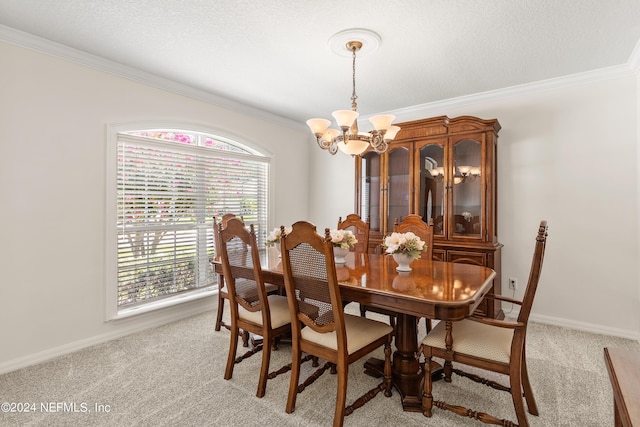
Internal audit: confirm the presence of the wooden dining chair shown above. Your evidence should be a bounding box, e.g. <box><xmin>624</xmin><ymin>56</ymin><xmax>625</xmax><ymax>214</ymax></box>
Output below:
<box><xmin>213</xmin><ymin>214</ymin><xmax>238</xmax><ymax>332</ymax></box>
<box><xmin>213</xmin><ymin>214</ymin><xmax>278</xmax><ymax>335</ymax></box>
<box><xmin>337</xmin><ymin>214</ymin><xmax>370</xmax><ymax>253</ymax></box>
<box><xmin>360</xmin><ymin>214</ymin><xmax>435</xmax><ymax>332</ymax></box>
<box><xmin>393</xmin><ymin>214</ymin><xmax>434</xmax><ymax>260</ymax></box>
<box><xmin>280</xmin><ymin>221</ymin><xmax>393</xmax><ymax>427</ymax></box>
<box><xmin>421</xmin><ymin>220</ymin><xmax>549</xmax><ymax>427</ymax></box>
<box><xmin>336</xmin><ymin>214</ymin><xmax>380</xmax><ymax>319</ymax></box>
<box><xmin>217</xmin><ymin>218</ymin><xmax>292</xmax><ymax>398</ymax></box>
<box><xmin>395</xmin><ymin>214</ymin><xmax>435</xmax><ymax>332</ymax></box>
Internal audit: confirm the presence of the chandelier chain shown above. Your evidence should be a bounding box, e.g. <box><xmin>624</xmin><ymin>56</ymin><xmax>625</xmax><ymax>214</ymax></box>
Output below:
<box><xmin>351</xmin><ymin>45</ymin><xmax>358</xmax><ymax>111</ymax></box>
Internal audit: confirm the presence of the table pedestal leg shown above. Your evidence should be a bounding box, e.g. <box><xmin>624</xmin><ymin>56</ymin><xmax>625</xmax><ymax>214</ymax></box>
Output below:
<box><xmin>364</xmin><ymin>313</ymin><xmax>441</xmax><ymax>412</ymax></box>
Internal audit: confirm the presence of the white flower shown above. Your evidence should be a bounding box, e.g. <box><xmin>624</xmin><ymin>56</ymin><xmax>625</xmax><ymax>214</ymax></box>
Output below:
<box><xmin>330</xmin><ymin>229</ymin><xmax>346</xmax><ymax>243</ymax></box>
<box><xmin>383</xmin><ymin>231</ymin><xmax>426</xmax><ymax>259</ymax></box>
<box><xmin>329</xmin><ymin>229</ymin><xmax>358</xmax><ymax>250</ymax></box>
<box><xmin>403</xmin><ymin>232</ymin><xmax>425</xmax><ymax>251</ymax></box>
<box><xmin>266</xmin><ymin>227</ymin><xmax>291</xmax><ymax>247</ymax></box>
<box><xmin>383</xmin><ymin>232</ymin><xmax>404</xmax><ymax>254</ymax></box>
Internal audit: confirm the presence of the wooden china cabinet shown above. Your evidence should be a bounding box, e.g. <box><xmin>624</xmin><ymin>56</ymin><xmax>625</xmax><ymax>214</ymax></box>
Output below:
<box><xmin>355</xmin><ymin>115</ymin><xmax>503</xmax><ymax>318</ymax></box>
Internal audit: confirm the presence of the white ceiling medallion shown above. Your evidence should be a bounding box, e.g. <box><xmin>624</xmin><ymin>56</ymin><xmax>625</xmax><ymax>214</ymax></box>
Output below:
<box><xmin>328</xmin><ymin>28</ymin><xmax>381</xmax><ymax>58</ymax></box>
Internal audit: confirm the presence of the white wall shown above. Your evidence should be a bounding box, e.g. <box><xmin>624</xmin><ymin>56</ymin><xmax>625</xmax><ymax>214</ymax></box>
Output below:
<box><xmin>310</xmin><ymin>74</ymin><xmax>640</xmax><ymax>339</ymax></box>
<box><xmin>2</xmin><ymin>31</ymin><xmax>639</xmax><ymax>374</ymax></box>
<box><xmin>0</xmin><ymin>40</ymin><xmax>310</xmax><ymax>372</ymax></box>
<box><xmin>637</xmin><ymin>67</ymin><xmax>640</xmax><ymax>326</ymax></box>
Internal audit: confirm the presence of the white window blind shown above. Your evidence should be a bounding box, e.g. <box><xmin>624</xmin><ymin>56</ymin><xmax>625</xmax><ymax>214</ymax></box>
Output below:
<box><xmin>115</xmin><ymin>131</ymin><xmax>268</xmax><ymax>310</ymax></box>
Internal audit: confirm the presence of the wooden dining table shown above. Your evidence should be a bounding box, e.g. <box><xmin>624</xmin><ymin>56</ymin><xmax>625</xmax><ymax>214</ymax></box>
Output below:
<box><xmin>215</xmin><ymin>248</ymin><xmax>496</xmax><ymax>412</ymax></box>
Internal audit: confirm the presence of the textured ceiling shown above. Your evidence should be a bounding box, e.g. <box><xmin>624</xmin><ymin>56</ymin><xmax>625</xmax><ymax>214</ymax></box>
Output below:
<box><xmin>1</xmin><ymin>0</ymin><xmax>640</xmax><ymax>125</ymax></box>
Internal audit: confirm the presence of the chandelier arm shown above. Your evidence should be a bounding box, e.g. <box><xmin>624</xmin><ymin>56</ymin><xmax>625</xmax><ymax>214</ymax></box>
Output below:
<box><xmin>317</xmin><ymin>138</ymin><xmax>332</xmax><ymax>150</ymax></box>
<box><xmin>369</xmin><ymin>132</ymin><xmax>384</xmax><ymax>148</ymax></box>
<box><xmin>373</xmin><ymin>141</ymin><xmax>388</xmax><ymax>153</ymax></box>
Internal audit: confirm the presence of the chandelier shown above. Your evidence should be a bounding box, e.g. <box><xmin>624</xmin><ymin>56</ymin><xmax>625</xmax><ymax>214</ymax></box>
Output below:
<box><xmin>306</xmin><ymin>33</ymin><xmax>400</xmax><ymax>156</ymax></box>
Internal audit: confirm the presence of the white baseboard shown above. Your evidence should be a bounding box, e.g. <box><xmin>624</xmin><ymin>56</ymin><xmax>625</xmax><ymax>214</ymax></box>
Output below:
<box><xmin>503</xmin><ymin>304</ymin><xmax>640</xmax><ymax>341</ymax></box>
<box><xmin>3</xmin><ymin>300</ymin><xmax>638</xmax><ymax>376</ymax></box>
<box><xmin>0</xmin><ymin>300</ymin><xmax>214</xmax><ymax>375</ymax></box>
<box><xmin>530</xmin><ymin>313</ymin><xmax>640</xmax><ymax>341</ymax></box>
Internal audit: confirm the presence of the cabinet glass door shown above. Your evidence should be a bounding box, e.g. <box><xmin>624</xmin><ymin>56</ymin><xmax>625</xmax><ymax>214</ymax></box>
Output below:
<box><xmin>386</xmin><ymin>146</ymin><xmax>410</xmax><ymax>233</ymax></box>
<box><xmin>360</xmin><ymin>151</ymin><xmax>381</xmax><ymax>232</ymax></box>
<box><xmin>452</xmin><ymin>138</ymin><xmax>482</xmax><ymax>237</ymax></box>
<box><xmin>418</xmin><ymin>143</ymin><xmax>445</xmax><ymax>237</ymax></box>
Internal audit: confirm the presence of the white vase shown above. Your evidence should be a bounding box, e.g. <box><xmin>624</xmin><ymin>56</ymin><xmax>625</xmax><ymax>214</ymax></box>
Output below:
<box><xmin>393</xmin><ymin>252</ymin><xmax>415</xmax><ymax>272</ymax></box>
<box><xmin>333</xmin><ymin>246</ymin><xmax>349</xmax><ymax>264</ymax></box>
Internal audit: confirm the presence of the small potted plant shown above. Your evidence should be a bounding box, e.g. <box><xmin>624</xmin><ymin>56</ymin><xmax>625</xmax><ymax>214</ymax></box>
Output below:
<box><xmin>329</xmin><ymin>229</ymin><xmax>358</xmax><ymax>264</ymax></box>
<box><xmin>383</xmin><ymin>231</ymin><xmax>426</xmax><ymax>271</ymax></box>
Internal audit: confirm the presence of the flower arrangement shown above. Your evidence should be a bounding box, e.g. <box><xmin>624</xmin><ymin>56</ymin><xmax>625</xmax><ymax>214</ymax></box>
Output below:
<box><xmin>266</xmin><ymin>226</ymin><xmax>291</xmax><ymax>247</ymax></box>
<box><xmin>329</xmin><ymin>229</ymin><xmax>358</xmax><ymax>250</ymax></box>
<box><xmin>383</xmin><ymin>231</ymin><xmax>426</xmax><ymax>259</ymax></box>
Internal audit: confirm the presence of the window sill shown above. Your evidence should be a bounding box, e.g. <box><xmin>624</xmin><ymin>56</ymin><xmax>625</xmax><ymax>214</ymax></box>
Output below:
<box><xmin>111</xmin><ymin>287</ymin><xmax>216</xmax><ymax>320</ymax></box>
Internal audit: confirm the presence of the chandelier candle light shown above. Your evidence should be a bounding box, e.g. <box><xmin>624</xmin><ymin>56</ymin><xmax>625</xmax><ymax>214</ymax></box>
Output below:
<box><xmin>306</xmin><ymin>29</ymin><xmax>400</xmax><ymax>156</ymax></box>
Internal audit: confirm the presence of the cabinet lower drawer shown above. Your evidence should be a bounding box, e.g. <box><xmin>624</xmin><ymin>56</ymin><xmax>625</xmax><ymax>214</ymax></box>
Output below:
<box><xmin>432</xmin><ymin>249</ymin><xmax>445</xmax><ymax>262</ymax></box>
<box><xmin>447</xmin><ymin>250</ymin><xmax>487</xmax><ymax>266</ymax></box>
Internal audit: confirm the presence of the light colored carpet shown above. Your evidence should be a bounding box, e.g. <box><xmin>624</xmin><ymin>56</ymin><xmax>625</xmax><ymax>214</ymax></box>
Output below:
<box><xmin>1</xmin><ymin>303</ymin><xmax>639</xmax><ymax>427</ymax></box>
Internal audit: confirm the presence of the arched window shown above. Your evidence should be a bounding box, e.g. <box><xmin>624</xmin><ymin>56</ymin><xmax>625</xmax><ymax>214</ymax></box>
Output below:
<box><xmin>107</xmin><ymin>127</ymin><xmax>269</xmax><ymax>318</ymax></box>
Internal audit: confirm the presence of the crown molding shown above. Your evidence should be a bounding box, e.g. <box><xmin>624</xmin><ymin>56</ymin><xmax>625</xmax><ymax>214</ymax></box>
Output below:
<box><xmin>0</xmin><ymin>25</ymin><xmax>304</xmax><ymax>131</ymax></box>
<box><xmin>2</xmin><ymin>24</ymin><xmax>637</xmax><ymax>129</ymax></box>
<box><xmin>387</xmin><ymin>63</ymin><xmax>637</xmax><ymax>123</ymax></box>
<box><xmin>628</xmin><ymin>37</ymin><xmax>640</xmax><ymax>72</ymax></box>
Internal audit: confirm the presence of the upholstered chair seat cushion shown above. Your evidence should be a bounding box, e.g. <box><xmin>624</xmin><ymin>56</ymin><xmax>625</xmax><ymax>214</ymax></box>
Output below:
<box><xmin>239</xmin><ymin>295</ymin><xmax>291</xmax><ymax>329</ymax></box>
<box><xmin>301</xmin><ymin>313</ymin><xmax>393</xmax><ymax>354</ymax></box>
<box><xmin>422</xmin><ymin>319</ymin><xmax>513</xmax><ymax>364</ymax></box>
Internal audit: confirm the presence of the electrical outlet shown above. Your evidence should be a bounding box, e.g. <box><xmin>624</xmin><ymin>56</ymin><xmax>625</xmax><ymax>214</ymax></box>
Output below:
<box><xmin>508</xmin><ymin>277</ymin><xmax>517</xmax><ymax>290</ymax></box>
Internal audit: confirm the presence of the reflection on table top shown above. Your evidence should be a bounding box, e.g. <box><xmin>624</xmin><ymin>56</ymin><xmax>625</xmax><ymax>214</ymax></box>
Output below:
<box><xmin>263</xmin><ymin>248</ymin><xmax>496</xmax><ymax>320</ymax></box>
